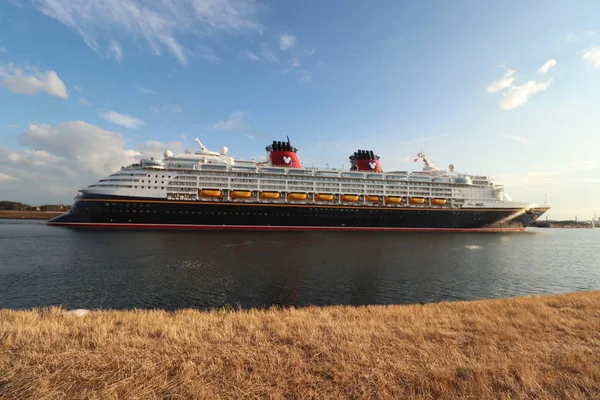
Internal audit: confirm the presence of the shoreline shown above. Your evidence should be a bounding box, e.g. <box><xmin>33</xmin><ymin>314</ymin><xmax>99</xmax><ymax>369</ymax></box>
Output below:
<box><xmin>1</xmin><ymin>291</ymin><xmax>599</xmax><ymax>399</ymax></box>
<box><xmin>0</xmin><ymin>210</ymin><xmax>63</xmax><ymax>220</ymax></box>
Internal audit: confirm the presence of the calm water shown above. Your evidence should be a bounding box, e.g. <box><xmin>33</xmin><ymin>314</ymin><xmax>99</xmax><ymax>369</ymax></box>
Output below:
<box><xmin>1</xmin><ymin>219</ymin><xmax>599</xmax><ymax>310</ymax></box>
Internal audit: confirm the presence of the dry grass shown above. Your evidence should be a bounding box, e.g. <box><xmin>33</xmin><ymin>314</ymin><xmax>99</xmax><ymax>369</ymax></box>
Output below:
<box><xmin>0</xmin><ymin>211</ymin><xmax>62</xmax><ymax>220</ymax></box>
<box><xmin>2</xmin><ymin>292</ymin><xmax>600</xmax><ymax>400</ymax></box>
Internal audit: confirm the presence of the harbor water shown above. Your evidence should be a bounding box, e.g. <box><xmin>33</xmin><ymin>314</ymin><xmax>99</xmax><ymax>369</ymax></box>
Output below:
<box><xmin>1</xmin><ymin>219</ymin><xmax>599</xmax><ymax>310</ymax></box>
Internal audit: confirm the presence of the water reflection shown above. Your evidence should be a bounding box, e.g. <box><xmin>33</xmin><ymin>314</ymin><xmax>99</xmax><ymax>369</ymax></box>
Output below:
<box><xmin>0</xmin><ymin>221</ymin><xmax>599</xmax><ymax>310</ymax></box>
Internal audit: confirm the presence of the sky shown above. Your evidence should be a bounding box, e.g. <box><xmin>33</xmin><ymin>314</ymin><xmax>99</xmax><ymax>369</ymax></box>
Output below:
<box><xmin>0</xmin><ymin>0</ymin><xmax>599</xmax><ymax>220</ymax></box>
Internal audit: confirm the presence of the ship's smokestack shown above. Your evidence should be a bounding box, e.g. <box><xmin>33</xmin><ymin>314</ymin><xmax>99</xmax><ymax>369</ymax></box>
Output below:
<box><xmin>348</xmin><ymin>149</ymin><xmax>383</xmax><ymax>172</ymax></box>
<box><xmin>266</xmin><ymin>138</ymin><xmax>302</xmax><ymax>168</ymax></box>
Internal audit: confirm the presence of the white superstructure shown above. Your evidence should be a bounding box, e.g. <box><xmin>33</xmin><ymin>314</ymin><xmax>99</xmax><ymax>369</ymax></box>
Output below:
<box><xmin>82</xmin><ymin>138</ymin><xmax>535</xmax><ymax>210</ymax></box>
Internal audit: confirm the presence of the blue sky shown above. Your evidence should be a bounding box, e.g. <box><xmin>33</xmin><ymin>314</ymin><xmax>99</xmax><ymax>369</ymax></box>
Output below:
<box><xmin>0</xmin><ymin>0</ymin><xmax>599</xmax><ymax>219</ymax></box>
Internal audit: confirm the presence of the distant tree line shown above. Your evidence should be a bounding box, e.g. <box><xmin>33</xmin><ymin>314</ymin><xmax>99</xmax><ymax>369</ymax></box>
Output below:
<box><xmin>0</xmin><ymin>201</ymin><xmax>69</xmax><ymax>211</ymax></box>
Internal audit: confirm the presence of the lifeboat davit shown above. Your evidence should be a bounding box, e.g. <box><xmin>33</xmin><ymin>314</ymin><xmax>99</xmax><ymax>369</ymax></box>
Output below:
<box><xmin>287</xmin><ymin>192</ymin><xmax>307</xmax><ymax>200</ymax></box>
<box><xmin>408</xmin><ymin>197</ymin><xmax>426</xmax><ymax>205</ymax></box>
<box><xmin>231</xmin><ymin>190</ymin><xmax>252</xmax><ymax>199</ymax></box>
<box><xmin>365</xmin><ymin>195</ymin><xmax>380</xmax><ymax>202</ymax></box>
<box><xmin>260</xmin><ymin>191</ymin><xmax>280</xmax><ymax>199</ymax></box>
<box><xmin>267</xmin><ymin>138</ymin><xmax>302</xmax><ymax>168</ymax></box>
<box><xmin>315</xmin><ymin>194</ymin><xmax>334</xmax><ymax>201</ymax></box>
<box><xmin>385</xmin><ymin>196</ymin><xmax>403</xmax><ymax>204</ymax></box>
<box><xmin>431</xmin><ymin>198</ymin><xmax>447</xmax><ymax>206</ymax></box>
<box><xmin>341</xmin><ymin>195</ymin><xmax>360</xmax><ymax>202</ymax></box>
<box><xmin>349</xmin><ymin>149</ymin><xmax>383</xmax><ymax>172</ymax></box>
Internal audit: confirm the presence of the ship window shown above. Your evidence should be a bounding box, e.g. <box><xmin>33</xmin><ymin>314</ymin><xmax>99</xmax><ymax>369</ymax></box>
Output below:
<box><xmin>105</xmin><ymin>203</ymin><xmax>110</xmax><ymax>206</ymax></box>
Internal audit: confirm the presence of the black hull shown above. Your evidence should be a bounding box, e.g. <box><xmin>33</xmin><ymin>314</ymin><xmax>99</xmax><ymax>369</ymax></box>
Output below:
<box><xmin>47</xmin><ymin>194</ymin><xmax>549</xmax><ymax>232</ymax></box>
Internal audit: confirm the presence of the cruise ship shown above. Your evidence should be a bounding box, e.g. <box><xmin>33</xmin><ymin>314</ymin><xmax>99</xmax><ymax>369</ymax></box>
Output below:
<box><xmin>48</xmin><ymin>137</ymin><xmax>549</xmax><ymax>232</ymax></box>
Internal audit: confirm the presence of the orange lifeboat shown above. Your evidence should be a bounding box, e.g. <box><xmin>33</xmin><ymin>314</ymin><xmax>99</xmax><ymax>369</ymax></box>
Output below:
<box><xmin>341</xmin><ymin>195</ymin><xmax>359</xmax><ymax>202</ymax></box>
<box><xmin>287</xmin><ymin>192</ymin><xmax>308</xmax><ymax>201</ymax></box>
<box><xmin>365</xmin><ymin>195</ymin><xmax>380</xmax><ymax>202</ymax></box>
<box><xmin>315</xmin><ymin>194</ymin><xmax>334</xmax><ymax>201</ymax></box>
<box><xmin>231</xmin><ymin>190</ymin><xmax>252</xmax><ymax>199</ymax></box>
<box><xmin>385</xmin><ymin>196</ymin><xmax>403</xmax><ymax>204</ymax></box>
<box><xmin>200</xmin><ymin>189</ymin><xmax>222</xmax><ymax>197</ymax></box>
<box><xmin>431</xmin><ymin>198</ymin><xmax>447</xmax><ymax>206</ymax></box>
<box><xmin>408</xmin><ymin>197</ymin><xmax>425</xmax><ymax>205</ymax></box>
<box><xmin>260</xmin><ymin>191</ymin><xmax>280</xmax><ymax>199</ymax></box>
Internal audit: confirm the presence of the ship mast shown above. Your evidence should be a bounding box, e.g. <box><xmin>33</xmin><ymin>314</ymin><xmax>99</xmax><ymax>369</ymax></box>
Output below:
<box><xmin>195</xmin><ymin>137</ymin><xmax>208</xmax><ymax>152</ymax></box>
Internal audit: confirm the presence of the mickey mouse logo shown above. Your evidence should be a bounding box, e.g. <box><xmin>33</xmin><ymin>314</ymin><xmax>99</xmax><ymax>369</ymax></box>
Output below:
<box><xmin>368</xmin><ymin>161</ymin><xmax>377</xmax><ymax>169</ymax></box>
<box><xmin>282</xmin><ymin>156</ymin><xmax>292</xmax><ymax>164</ymax></box>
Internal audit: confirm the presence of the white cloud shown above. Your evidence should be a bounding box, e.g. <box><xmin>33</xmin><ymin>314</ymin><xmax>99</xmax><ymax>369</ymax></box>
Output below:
<box><xmin>298</xmin><ymin>70</ymin><xmax>312</xmax><ymax>82</ymax></box>
<box><xmin>212</xmin><ymin>110</ymin><xmax>246</xmax><ymax>130</ymax></box>
<box><xmin>281</xmin><ymin>57</ymin><xmax>300</xmax><ymax>74</ymax></box>
<box><xmin>500</xmin><ymin>135</ymin><xmax>535</xmax><ymax>145</ymax></box>
<box><xmin>242</xmin><ymin>51</ymin><xmax>259</xmax><ymax>61</ymax></box>
<box><xmin>565</xmin><ymin>30</ymin><xmax>600</xmax><ymax>43</ymax></box>
<box><xmin>0</xmin><ymin>64</ymin><xmax>68</xmax><ymax>98</ymax></box>
<box><xmin>138</xmin><ymin>86</ymin><xmax>156</xmax><ymax>95</ymax></box>
<box><xmin>107</xmin><ymin>40</ymin><xmax>123</xmax><ymax>61</ymax></box>
<box><xmin>279</xmin><ymin>34</ymin><xmax>296</xmax><ymax>50</ymax></box>
<box><xmin>79</xmin><ymin>97</ymin><xmax>90</xmax><ymax>106</ymax></box>
<box><xmin>100</xmin><ymin>110</ymin><xmax>145</xmax><ymax>129</ymax></box>
<box><xmin>136</xmin><ymin>139</ymin><xmax>182</xmax><ymax>159</ymax></box>
<box><xmin>537</xmin><ymin>59</ymin><xmax>557</xmax><ymax>75</ymax></box>
<box><xmin>150</xmin><ymin>104</ymin><xmax>183</xmax><ymax>114</ymax></box>
<box><xmin>396</xmin><ymin>133</ymin><xmax>451</xmax><ymax>147</ymax></box>
<box><xmin>0</xmin><ymin>47</ymin><xmax>7</xmax><ymax>53</ymax></box>
<box><xmin>486</xmin><ymin>77</ymin><xmax>514</xmax><ymax>93</ymax></box>
<box><xmin>0</xmin><ymin>121</ymin><xmax>170</xmax><ymax>202</ymax></box>
<box><xmin>581</xmin><ymin>46</ymin><xmax>600</xmax><ymax>68</ymax></box>
<box><xmin>504</xmin><ymin>69</ymin><xmax>516</xmax><ymax>78</ymax></box>
<box><xmin>0</xmin><ymin>172</ymin><xmax>16</xmax><ymax>181</ymax></box>
<box><xmin>261</xmin><ymin>47</ymin><xmax>279</xmax><ymax>63</ymax></box>
<box><xmin>499</xmin><ymin>80</ymin><xmax>552</xmax><ymax>110</ymax></box>
<box><xmin>32</xmin><ymin>0</ymin><xmax>262</xmax><ymax>66</ymax></box>
<box><xmin>567</xmin><ymin>160</ymin><xmax>598</xmax><ymax>169</ymax></box>
<box><xmin>72</xmin><ymin>85</ymin><xmax>81</xmax><ymax>92</ymax></box>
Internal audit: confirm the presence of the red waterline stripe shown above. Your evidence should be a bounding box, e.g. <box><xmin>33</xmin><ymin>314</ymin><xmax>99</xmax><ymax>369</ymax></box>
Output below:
<box><xmin>46</xmin><ymin>222</ymin><xmax>526</xmax><ymax>233</ymax></box>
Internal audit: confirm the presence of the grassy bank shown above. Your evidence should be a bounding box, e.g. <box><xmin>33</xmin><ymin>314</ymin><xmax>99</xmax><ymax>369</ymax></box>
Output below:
<box><xmin>0</xmin><ymin>210</ymin><xmax>63</xmax><ymax>220</ymax></box>
<box><xmin>2</xmin><ymin>292</ymin><xmax>600</xmax><ymax>399</ymax></box>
